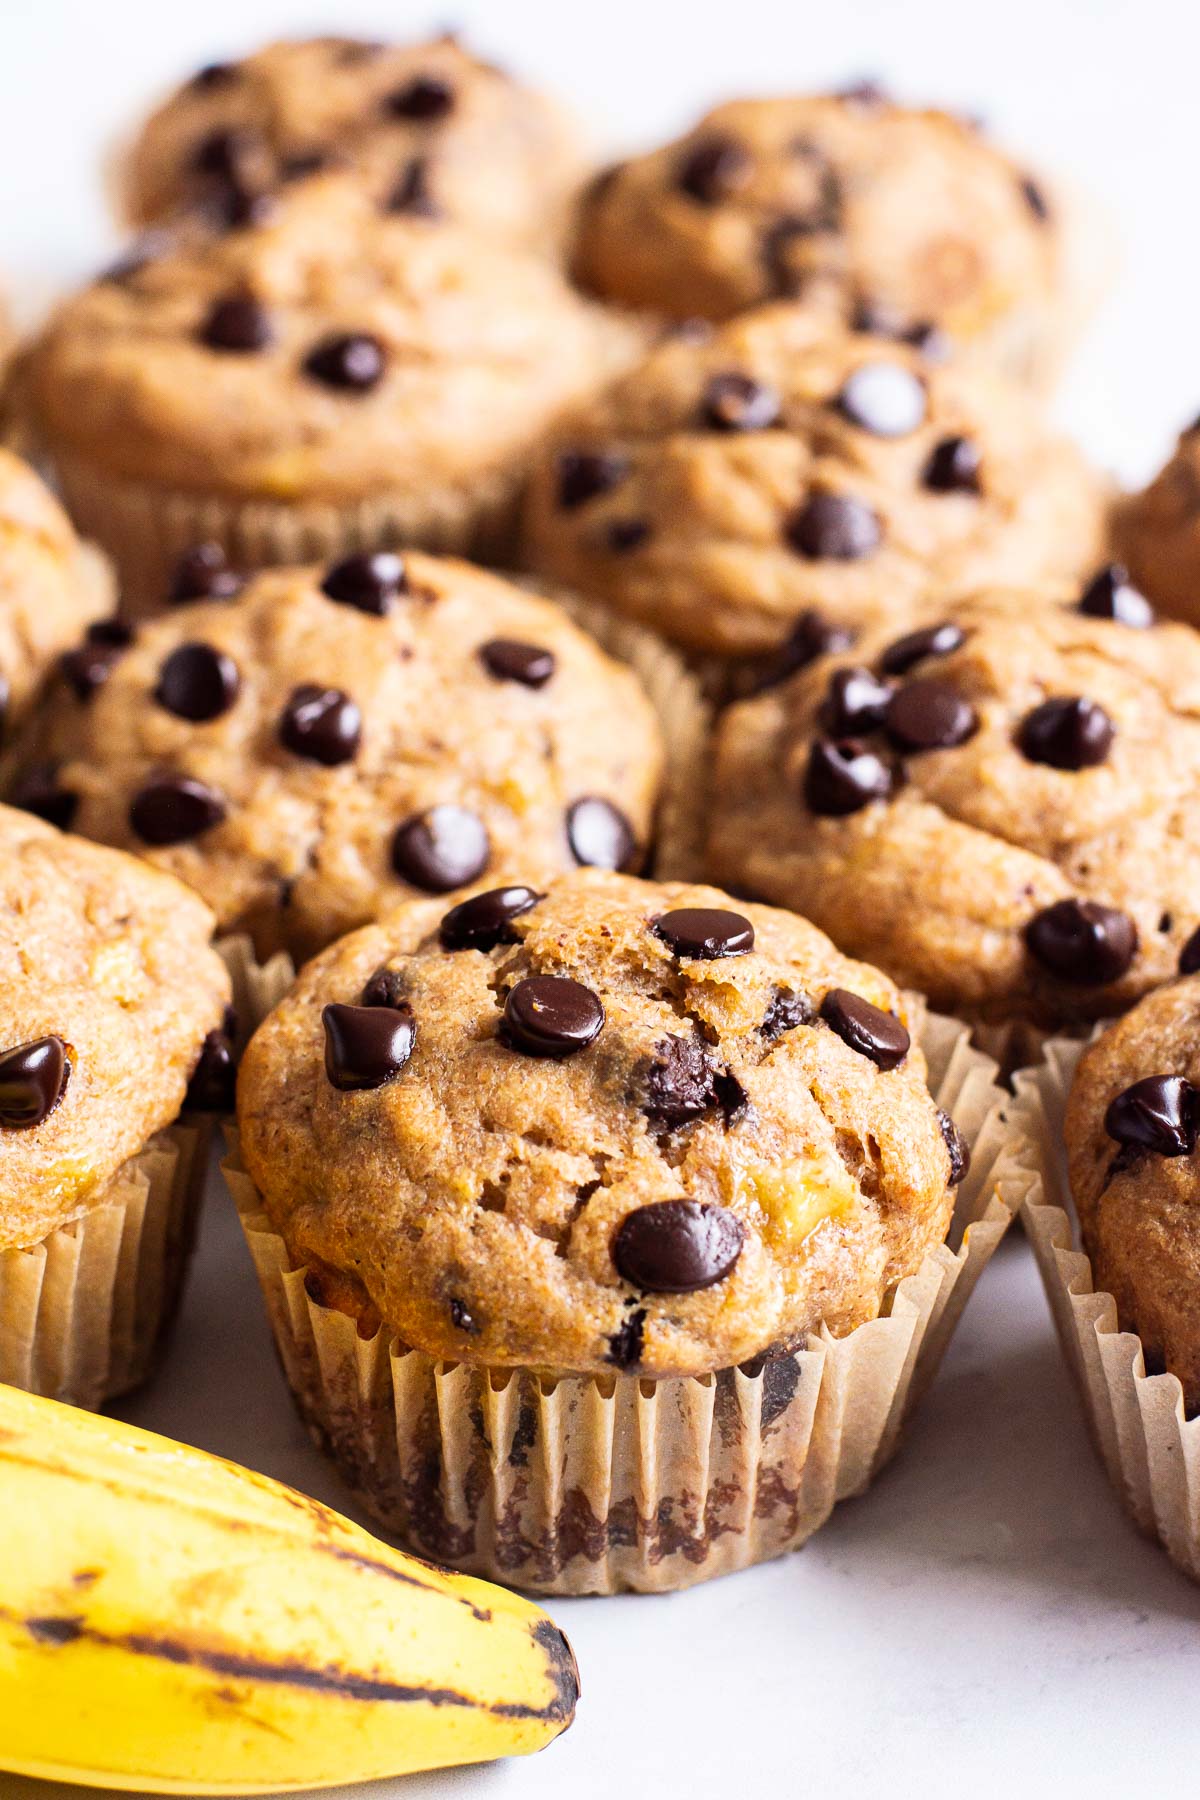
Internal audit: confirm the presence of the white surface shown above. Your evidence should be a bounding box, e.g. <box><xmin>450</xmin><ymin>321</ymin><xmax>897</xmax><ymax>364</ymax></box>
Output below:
<box><xmin>6</xmin><ymin>2</ymin><xmax>1200</xmax><ymax>1795</ymax></box>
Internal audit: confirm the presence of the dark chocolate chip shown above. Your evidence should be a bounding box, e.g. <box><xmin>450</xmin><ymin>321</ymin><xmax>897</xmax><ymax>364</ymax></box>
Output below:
<box><xmin>1018</xmin><ymin>696</ymin><xmax>1114</xmax><ymax>771</ymax></box>
<box><xmin>1078</xmin><ymin>563</ymin><xmax>1155</xmax><ymax>629</ymax></box>
<box><xmin>214</xmin><ymin>183</ymin><xmax>276</xmax><ymax>231</ymax></box>
<box><xmin>880</xmin><ymin>621</ymin><xmax>965</xmax><ymax>676</ymax></box>
<box><xmin>448</xmin><ymin>1296</ymin><xmax>478</xmax><ymax>1334</ymax></box>
<box><xmin>786</xmin><ymin>493</ymin><xmax>881</xmax><ymax>560</ymax></box>
<box><xmin>279</xmin><ymin>685</ymin><xmax>362</xmax><ymax>765</ymax></box>
<box><xmin>184</xmin><ymin>1029</ymin><xmax>236</xmax><ymax>1111</ymax></box>
<box><xmin>1180</xmin><ymin>926</ymin><xmax>1200</xmax><ymax>976</ymax></box>
<box><xmin>701</xmin><ymin>371</ymin><xmax>781</xmax><ymax>432</ymax></box>
<box><xmin>605</xmin><ymin>518</ymin><xmax>651</xmax><ymax>553</ymax></box>
<box><xmin>1025</xmin><ymin>899</ymin><xmax>1138</xmax><ymax>985</ymax></box>
<box><xmin>10</xmin><ymin>763</ymin><xmax>77</xmax><ymax>830</ymax></box>
<box><xmin>924</xmin><ymin>435</ymin><xmax>982</xmax><ymax>494</ymax></box>
<box><xmin>0</xmin><ymin>1036</ymin><xmax>70</xmax><ymax>1129</ymax></box>
<box><xmin>555</xmin><ymin>449</ymin><xmax>628</xmax><ymax>510</ymax></box>
<box><xmin>303</xmin><ymin>332</ymin><xmax>386</xmax><ymax>391</ymax></box>
<box><xmin>60</xmin><ymin>628</ymin><xmax>130</xmax><ymax>700</ymax></box>
<box><xmin>190</xmin><ymin>126</ymin><xmax>249</xmax><ymax>180</ymax></box>
<box><xmin>677</xmin><ymin>132</ymin><xmax>752</xmax><ymax>204</ymax></box>
<box><xmin>884</xmin><ymin>678</ymin><xmax>978</xmax><ymax>752</ymax></box>
<box><xmin>804</xmin><ymin>738</ymin><xmax>894</xmax><ymax>815</ymax></box>
<box><xmin>566</xmin><ymin>796</ymin><xmax>637</xmax><ymax>871</ymax></box>
<box><xmin>191</xmin><ymin>60</ymin><xmax>238</xmax><ymax>88</ymax></box>
<box><xmin>391</xmin><ymin>804</ymin><xmax>490</xmax><ymax>891</ymax></box>
<box><xmin>761</xmin><ymin>988</ymin><xmax>812</xmax><ymax>1040</ymax></box>
<box><xmin>612</xmin><ymin>1198</ymin><xmax>744</xmax><ymax>1293</ymax></box>
<box><xmin>606</xmin><ymin>1307</ymin><xmax>646</xmax><ymax>1369</ymax></box>
<box><xmin>155</xmin><ymin>642</ymin><xmax>240</xmax><ymax>722</ymax></box>
<box><xmin>280</xmin><ymin>148</ymin><xmax>334</xmax><ymax>182</ymax></box>
<box><xmin>361</xmin><ymin>967</ymin><xmax>407</xmax><ymax>1009</ymax></box>
<box><xmin>938</xmin><ymin>1109</ymin><xmax>971</xmax><ymax>1185</ymax></box>
<box><xmin>762</xmin><ymin>203</ymin><xmax>840</xmax><ymax>295</ymax></box>
<box><xmin>820</xmin><ymin>988</ymin><xmax>910</xmax><ymax>1069</ymax></box>
<box><xmin>129</xmin><ymin>775</ymin><xmax>227</xmax><ymax>845</ymax></box>
<box><xmin>322</xmin><ymin>1001</ymin><xmax>416</xmax><ymax>1091</ymax></box>
<box><xmin>653</xmin><ymin>907</ymin><xmax>755</xmax><ymax>959</ymax></box>
<box><xmin>639</xmin><ymin>1035</ymin><xmax>724</xmax><ymax>1129</ymax></box>
<box><xmin>738</xmin><ymin>611</ymin><xmax>856</xmax><ymax>696</ymax></box>
<box><xmin>384</xmin><ymin>75</ymin><xmax>456</xmax><ymax>120</ymax></box>
<box><xmin>387</xmin><ymin>156</ymin><xmax>440</xmax><ymax>217</ymax></box>
<box><xmin>1104</xmin><ymin>1075</ymin><xmax>1198</xmax><ymax>1158</ymax></box>
<box><xmin>320</xmin><ymin>551</ymin><xmax>407</xmax><ymax>614</ymax></box>
<box><xmin>479</xmin><ymin>639</ymin><xmax>556</xmax><ymax>688</ymax></box>
<box><xmin>198</xmin><ymin>293</ymin><xmax>272</xmax><ymax>352</ymax></box>
<box><xmin>837</xmin><ymin>361</ymin><xmax>926</xmax><ymax>437</ymax></box>
<box><xmin>820</xmin><ymin>665</ymin><xmax>894</xmax><ymax>736</ymax></box>
<box><xmin>1020</xmin><ymin>174</ymin><xmax>1051</xmax><ymax>221</ymax></box>
<box><xmin>439</xmin><ymin>884</ymin><xmax>541</xmax><ymax>952</ymax></box>
<box><xmin>502</xmin><ymin>975</ymin><xmax>604</xmax><ymax>1058</ymax></box>
<box><xmin>169</xmin><ymin>542</ymin><xmax>244</xmax><ymax>605</ymax></box>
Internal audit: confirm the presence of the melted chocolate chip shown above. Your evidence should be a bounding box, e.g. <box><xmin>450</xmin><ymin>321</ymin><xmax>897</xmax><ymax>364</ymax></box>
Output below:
<box><xmin>1018</xmin><ymin>696</ymin><xmax>1114</xmax><ymax>770</ymax></box>
<box><xmin>391</xmin><ymin>805</ymin><xmax>490</xmax><ymax>892</ymax></box>
<box><xmin>555</xmin><ymin>449</ymin><xmax>628</xmax><ymax>510</ymax></box>
<box><xmin>129</xmin><ymin>775</ymin><xmax>227</xmax><ymax>845</ymax></box>
<box><xmin>502</xmin><ymin>976</ymin><xmax>604</xmax><ymax>1058</ymax></box>
<box><xmin>385</xmin><ymin>75</ymin><xmax>456</xmax><ymax>119</ymax></box>
<box><xmin>606</xmin><ymin>518</ymin><xmax>651</xmax><ymax>553</ymax></box>
<box><xmin>653</xmin><ymin>907</ymin><xmax>754</xmax><ymax>959</ymax></box>
<box><xmin>761</xmin><ymin>989</ymin><xmax>812</xmax><ymax>1040</ymax></box>
<box><xmin>786</xmin><ymin>493</ymin><xmax>881</xmax><ymax>561</ymax></box>
<box><xmin>198</xmin><ymin>293</ymin><xmax>272</xmax><ymax>352</ymax></box>
<box><xmin>479</xmin><ymin>639</ymin><xmax>556</xmax><ymax>688</ymax></box>
<box><xmin>820</xmin><ymin>666</ymin><xmax>894</xmax><ymax>736</ymax></box>
<box><xmin>361</xmin><ymin>967</ymin><xmax>407</xmax><ymax>1009</ymax></box>
<box><xmin>279</xmin><ymin>685</ymin><xmax>362</xmax><ymax>764</ymax></box>
<box><xmin>321</xmin><ymin>551</ymin><xmax>407</xmax><ymax>614</ymax></box>
<box><xmin>938</xmin><ymin>1109</ymin><xmax>971</xmax><ymax>1185</ymax></box>
<box><xmin>640</xmin><ymin>1036</ymin><xmax>724</xmax><ymax>1129</ymax></box>
<box><xmin>566</xmin><ymin>796</ymin><xmax>637</xmax><ymax>871</ymax></box>
<box><xmin>837</xmin><ymin>362</ymin><xmax>926</xmax><ymax>437</ymax></box>
<box><xmin>677</xmin><ymin>132</ymin><xmax>751</xmax><ymax>204</ymax></box>
<box><xmin>884</xmin><ymin>679</ymin><xmax>978</xmax><ymax>752</ymax></box>
<box><xmin>820</xmin><ymin>988</ymin><xmax>910</xmax><ymax>1069</ymax></box>
<box><xmin>701</xmin><ymin>371</ymin><xmax>781</xmax><ymax>432</ymax></box>
<box><xmin>924</xmin><ymin>435</ymin><xmax>982</xmax><ymax>494</ymax></box>
<box><xmin>155</xmin><ymin>643</ymin><xmax>240</xmax><ymax>722</ymax></box>
<box><xmin>1025</xmin><ymin>899</ymin><xmax>1138</xmax><ymax>985</ymax></box>
<box><xmin>303</xmin><ymin>332</ymin><xmax>386</xmax><ymax>391</ymax></box>
<box><xmin>1078</xmin><ymin>563</ymin><xmax>1155</xmax><ymax>629</ymax></box>
<box><xmin>9</xmin><ymin>763</ymin><xmax>77</xmax><ymax>830</ymax></box>
<box><xmin>804</xmin><ymin>738</ymin><xmax>894</xmax><ymax>815</ymax></box>
<box><xmin>880</xmin><ymin>621</ymin><xmax>965</xmax><ymax>676</ymax></box>
<box><xmin>1180</xmin><ymin>926</ymin><xmax>1200</xmax><ymax>975</ymax></box>
<box><xmin>439</xmin><ymin>884</ymin><xmax>541</xmax><ymax>952</ymax></box>
<box><xmin>387</xmin><ymin>156</ymin><xmax>440</xmax><ymax>217</ymax></box>
<box><xmin>612</xmin><ymin>1199</ymin><xmax>744</xmax><ymax>1293</ymax></box>
<box><xmin>1105</xmin><ymin>1075</ymin><xmax>1198</xmax><ymax>1158</ymax></box>
<box><xmin>170</xmin><ymin>542</ymin><xmax>244</xmax><ymax>604</ymax></box>
<box><xmin>184</xmin><ymin>1029</ymin><xmax>236</xmax><ymax>1111</ymax></box>
<box><xmin>0</xmin><ymin>1036</ymin><xmax>70</xmax><ymax>1129</ymax></box>
<box><xmin>323</xmin><ymin>1001</ymin><xmax>415</xmax><ymax>1091</ymax></box>
<box><xmin>606</xmin><ymin>1307</ymin><xmax>646</xmax><ymax>1368</ymax></box>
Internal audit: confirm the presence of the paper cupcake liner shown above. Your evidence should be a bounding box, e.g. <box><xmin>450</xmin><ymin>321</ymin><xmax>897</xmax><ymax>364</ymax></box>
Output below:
<box><xmin>215</xmin><ymin>932</ymin><xmax>298</xmax><ymax>1050</ymax></box>
<box><xmin>0</xmin><ymin>1119</ymin><xmax>210</xmax><ymax>1410</ymax></box>
<box><xmin>1012</xmin><ymin>1035</ymin><xmax>1200</xmax><ymax>1580</ymax></box>
<box><xmin>226</xmin><ymin>1009</ymin><xmax>1023</xmax><ymax>1594</ymax></box>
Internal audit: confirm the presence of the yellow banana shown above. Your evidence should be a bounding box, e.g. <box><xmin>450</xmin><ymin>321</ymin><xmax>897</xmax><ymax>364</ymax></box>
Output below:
<box><xmin>0</xmin><ymin>1383</ymin><xmax>578</xmax><ymax>1794</ymax></box>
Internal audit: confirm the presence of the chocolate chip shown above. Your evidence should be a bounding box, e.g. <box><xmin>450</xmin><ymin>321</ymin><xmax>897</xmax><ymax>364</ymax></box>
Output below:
<box><xmin>1180</xmin><ymin>926</ymin><xmax>1200</xmax><ymax>975</ymax></box>
<box><xmin>837</xmin><ymin>76</ymin><xmax>889</xmax><ymax>106</ymax></box>
<box><xmin>606</xmin><ymin>1307</ymin><xmax>646</xmax><ymax>1369</ymax></box>
<box><xmin>155</xmin><ymin>642</ymin><xmax>240</xmax><ymax>722</ymax></box>
<box><xmin>804</xmin><ymin>738</ymin><xmax>894</xmax><ymax>815</ymax></box>
<box><xmin>1078</xmin><ymin>563</ymin><xmax>1155</xmax><ymax>629</ymax></box>
<box><xmin>820</xmin><ymin>666</ymin><xmax>894</xmax><ymax>736</ymax></box>
<box><xmin>1018</xmin><ymin>696</ymin><xmax>1114</xmax><ymax>771</ymax></box>
<box><xmin>281</xmin><ymin>148</ymin><xmax>334</xmax><ymax>182</ymax></box>
<box><xmin>320</xmin><ymin>551</ymin><xmax>407</xmax><ymax>614</ymax></box>
<box><xmin>385</xmin><ymin>75</ymin><xmax>456</xmax><ymax>120</ymax></box>
<box><xmin>184</xmin><ymin>1029</ymin><xmax>236</xmax><ymax>1111</ymax></box>
<box><xmin>924</xmin><ymin>435</ymin><xmax>982</xmax><ymax>494</ymax></box>
<box><xmin>701</xmin><ymin>371</ymin><xmax>781</xmax><ymax>432</ymax></box>
<box><xmin>0</xmin><ymin>1036</ymin><xmax>70</xmax><ymax>1129</ymax></box>
<box><xmin>677</xmin><ymin>133</ymin><xmax>751</xmax><ymax>204</ymax></box>
<box><xmin>555</xmin><ymin>449</ymin><xmax>628</xmax><ymax>510</ymax></box>
<box><xmin>448</xmin><ymin>1297</ymin><xmax>478</xmax><ymax>1334</ymax></box>
<box><xmin>606</xmin><ymin>518</ymin><xmax>651</xmax><ymax>553</ymax></box>
<box><xmin>820</xmin><ymin>988</ymin><xmax>910</xmax><ymax>1069</ymax></box>
<box><xmin>439</xmin><ymin>884</ymin><xmax>541</xmax><ymax>952</ymax></box>
<box><xmin>1105</xmin><ymin>1075</ymin><xmax>1198</xmax><ymax>1158</ymax></box>
<box><xmin>10</xmin><ymin>763</ymin><xmax>77</xmax><ymax>830</ymax></box>
<box><xmin>761</xmin><ymin>989</ymin><xmax>812</xmax><ymax>1040</ymax></box>
<box><xmin>639</xmin><ymin>1036</ymin><xmax>723</xmax><ymax>1129</ymax></box>
<box><xmin>387</xmin><ymin>156</ymin><xmax>440</xmax><ymax>217</ymax></box>
<box><xmin>738</xmin><ymin>611</ymin><xmax>856</xmax><ymax>696</ymax></box>
<box><xmin>191</xmin><ymin>60</ymin><xmax>238</xmax><ymax>88</ymax></box>
<box><xmin>762</xmin><ymin>205</ymin><xmax>840</xmax><ymax>295</ymax></box>
<box><xmin>880</xmin><ymin>621</ymin><xmax>965</xmax><ymax>676</ymax></box>
<box><xmin>391</xmin><ymin>804</ymin><xmax>490</xmax><ymax>891</ymax></box>
<box><xmin>1025</xmin><ymin>899</ymin><xmax>1138</xmax><ymax>985</ymax></box>
<box><xmin>612</xmin><ymin>1199</ymin><xmax>744</xmax><ymax>1293</ymax></box>
<box><xmin>303</xmin><ymin>332</ymin><xmax>386</xmax><ymax>390</ymax></box>
<box><xmin>279</xmin><ymin>685</ymin><xmax>362</xmax><ymax>764</ymax></box>
<box><xmin>566</xmin><ymin>796</ymin><xmax>637</xmax><ymax>871</ymax></box>
<box><xmin>837</xmin><ymin>362</ymin><xmax>926</xmax><ymax>437</ymax></box>
<box><xmin>98</xmin><ymin>234</ymin><xmax>170</xmax><ymax>285</ymax></box>
<box><xmin>885</xmin><ymin>679</ymin><xmax>978</xmax><ymax>752</ymax></box>
<box><xmin>60</xmin><ymin>625</ymin><xmax>131</xmax><ymax>699</ymax></box>
<box><xmin>904</xmin><ymin>321</ymin><xmax>952</xmax><ymax>363</ymax></box>
<box><xmin>191</xmin><ymin>126</ymin><xmax>248</xmax><ymax>180</ymax></box>
<box><xmin>653</xmin><ymin>907</ymin><xmax>754</xmax><ymax>959</ymax></box>
<box><xmin>322</xmin><ymin>1001</ymin><xmax>416</xmax><ymax>1092</ymax></box>
<box><xmin>198</xmin><ymin>293</ymin><xmax>271</xmax><ymax>352</ymax></box>
<box><xmin>502</xmin><ymin>976</ymin><xmax>604</xmax><ymax>1058</ymax></box>
<box><xmin>786</xmin><ymin>493</ymin><xmax>881</xmax><ymax>560</ymax></box>
<box><xmin>938</xmin><ymin>1110</ymin><xmax>970</xmax><ymax>1185</ymax></box>
<box><xmin>479</xmin><ymin>639</ymin><xmax>556</xmax><ymax>688</ymax></box>
<box><xmin>215</xmin><ymin>183</ymin><xmax>276</xmax><ymax>232</ymax></box>
<box><xmin>169</xmin><ymin>542</ymin><xmax>244</xmax><ymax>604</ymax></box>
<box><xmin>1020</xmin><ymin>174</ymin><xmax>1051</xmax><ymax>221</ymax></box>
<box><xmin>361</xmin><ymin>967</ymin><xmax>407</xmax><ymax>1009</ymax></box>
<box><xmin>130</xmin><ymin>775</ymin><xmax>227</xmax><ymax>845</ymax></box>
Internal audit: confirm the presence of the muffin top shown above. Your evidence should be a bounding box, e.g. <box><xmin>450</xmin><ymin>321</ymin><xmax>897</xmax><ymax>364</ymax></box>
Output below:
<box><xmin>237</xmin><ymin>870</ymin><xmax>961</xmax><ymax>1378</ymax></box>
<box><xmin>7</xmin><ymin>553</ymin><xmax>664</xmax><ymax>962</ymax></box>
<box><xmin>119</xmin><ymin>32</ymin><xmax>586</xmax><ymax>254</ymax></box>
<box><xmin>0</xmin><ymin>449</ymin><xmax>113</xmax><ymax>745</ymax></box>
<box><xmin>520</xmin><ymin>304</ymin><xmax>1103</xmax><ymax>660</ymax></box>
<box><xmin>23</xmin><ymin>174</ymin><xmax>643</xmax><ymax>505</ymax></box>
<box><xmin>708</xmin><ymin>581</ymin><xmax>1200</xmax><ymax>1027</ymax></box>
<box><xmin>575</xmin><ymin>90</ymin><xmax>1061</xmax><ymax>372</ymax></box>
<box><xmin>1112</xmin><ymin>422</ymin><xmax>1200</xmax><ymax>629</ymax></box>
<box><xmin>0</xmin><ymin>804</ymin><xmax>230</xmax><ymax>1249</ymax></box>
<box><xmin>1067</xmin><ymin>977</ymin><xmax>1200</xmax><ymax>1412</ymax></box>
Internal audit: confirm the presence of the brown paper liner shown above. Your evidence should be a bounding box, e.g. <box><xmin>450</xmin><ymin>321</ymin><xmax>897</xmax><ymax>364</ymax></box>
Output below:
<box><xmin>215</xmin><ymin>933</ymin><xmax>297</xmax><ymax>1049</ymax></box>
<box><xmin>1013</xmin><ymin>1036</ymin><xmax>1200</xmax><ymax>1579</ymax></box>
<box><xmin>226</xmin><ymin>1009</ymin><xmax>1023</xmax><ymax>1594</ymax></box>
<box><xmin>0</xmin><ymin>1120</ymin><xmax>210</xmax><ymax>1410</ymax></box>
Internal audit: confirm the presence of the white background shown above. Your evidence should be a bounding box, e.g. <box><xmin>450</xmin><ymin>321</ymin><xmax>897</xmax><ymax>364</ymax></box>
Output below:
<box><xmin>6</xmin><ymin>2</ymin><xmax>1200</xmax><ymax>1796</ymax></box>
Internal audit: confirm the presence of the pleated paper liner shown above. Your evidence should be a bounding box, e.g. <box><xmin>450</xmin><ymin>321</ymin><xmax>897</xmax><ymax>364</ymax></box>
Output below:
<box><xmin>0</xmin><ymin>1119</ymin><xmax>209</xmax><ymax>1410</ymax></box>
<box><xmin>1013</xmin><ymin>1035</ymin><xmax>1200</xmax><ymax>1582</ymax></box>
<box><xmin>225</xmin><ymin>1009</ymin><xmax>1026</xmax><ymax>1595</ymax></box>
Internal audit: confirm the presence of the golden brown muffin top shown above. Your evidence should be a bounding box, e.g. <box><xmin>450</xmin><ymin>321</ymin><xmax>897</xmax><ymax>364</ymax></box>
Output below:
<box><xmin>237</xmin><ymin>870</ymin><xmax>961</xmax><ymax>1377</ymax></box>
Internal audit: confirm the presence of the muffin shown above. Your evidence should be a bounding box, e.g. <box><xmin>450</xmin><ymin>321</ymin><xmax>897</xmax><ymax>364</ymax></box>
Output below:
<box><xmin>20</xmin><ymin>173</ymin><xmax>644</xmax><ymax>608</ymax></box>
<box><xmin>0</xmin><ymin>448</ymin><xmax>114</xmax><ymax>747</ymax></box>
<box><xmin>708</xmin><ymin>580</ymin><xmax>1200</xmax><ymax>1034</ymax></box>
<box><xmin>118</xmin><ymin>32</ymin><xmax>586</xmax><ymax>257</ymax></box>
<box><xmin>575</xmin><ymin>88</ymin><xmax>1071</xmax><ymax>384</ymax></box>
<box><xmin>1112</xmin><ymin>424</ymin><xmax>1200</xmax><ymax>629</ymax></box>
<box><xmin>233</xmin><ymin>868</ymin><xmax>1009</xmax><ymax>1590</ymax></box>
<box><xmin>0</xmin><ymin>802</ymin><xmax>231</xmax><ymax>1407</ymax></box>
<box><xmin>5</xmin><ymin>553</ymin><xmax>665</xmax><ymax>965</ymax></box>
<box><xmin>520</xmin><ymin>304</ymin><xmax>1104</xmax><ymax>673</ymax></box>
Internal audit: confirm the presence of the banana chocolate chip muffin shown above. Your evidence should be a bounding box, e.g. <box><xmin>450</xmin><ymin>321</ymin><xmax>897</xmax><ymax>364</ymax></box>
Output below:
<box><xmin>119</xmin><ymin>32</ymin><xmax>586</xmax><ymax>256</ymax></box>
<box><xmin>575</xmin><ymin>87</ymin><xmax>1070</xmax><ymax>384</ymax></box>
<box><xmin>0</xmin><ymin>802</ymin><xmax>232</xmax><ymax>1407</ymax></box>
<box><xmin>21</xmin><ymin>173</ymin><xmax>644</xmax><ymax>607</ymax></box>
<box><xmin>708</xmin><ymin>581</ymin><xmax>1200</xmax><ymax>1031</ymax></box>
<box><xmin>6</xmin><ymin>553</ymin><xmax>663</xmax><ymax>964</ymax></box>
<box><xmin>521</xmin><ymin>304</ymin><xmax>1104</xmax><ymax>668</ymax></box>
<box><xmin>1112</xmin><ymin>422</ymin><xmax>1200</xmax><ymax>630</ymax></box>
